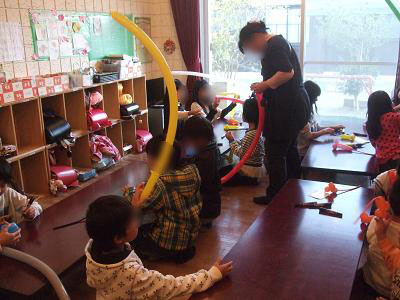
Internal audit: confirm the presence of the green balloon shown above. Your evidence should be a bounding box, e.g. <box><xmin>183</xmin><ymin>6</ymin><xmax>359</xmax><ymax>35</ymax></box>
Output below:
<box><xmin>384</xmin><ymin>0</ymin><xmax>400</xmax><ymax>22</ymax></box>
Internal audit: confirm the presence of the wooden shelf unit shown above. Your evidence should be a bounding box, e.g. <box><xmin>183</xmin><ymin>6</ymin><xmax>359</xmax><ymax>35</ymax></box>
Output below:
<box><xmin>2</xmin><ymin>76</ymin><xmax>148</xmax><ymax>199</ymax></box>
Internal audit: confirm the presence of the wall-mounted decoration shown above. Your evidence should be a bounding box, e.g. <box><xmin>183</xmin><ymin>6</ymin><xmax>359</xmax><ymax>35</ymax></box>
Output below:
<box><xmin>134</xmin><ymin>17</ymin><xmax>152</xmax><ymax>63</ymax></box>
<box><xmin>163</xmin><ymin>39</ymin><xmax>176</xmax><ymax>55</ymax></box>
<box><xmin>0</xmin><ymin>22</ymin><xmax>24</xmax><ymax>63</ymax></box>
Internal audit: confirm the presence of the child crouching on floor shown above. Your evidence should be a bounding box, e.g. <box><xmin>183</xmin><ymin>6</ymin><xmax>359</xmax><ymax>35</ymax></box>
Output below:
<box><xmin>132</xmin><ymin>135</ymin><xmax>202</xmax><ymax>263</ymax></box>
<box><xmin>85</xmin><ymin>195</ymin><xmax>233</xmax><ymax>300</ymax></box>
<box><xmin>220</xmin><ymin>96</ymin><xmax>265</xmax><ymax>186</ymax></box>
<box><xmin>182</xmin><ymin>116</ymin><xmax>222</xmax><ymax>228</ymax></box>
<box><xmin>363</xmin><ymin>180</ymin><xmax>400</xmax><ymax>297</ymax></box>
<box><xmin>0</xmin><ymin>159</ymin><xmax>42</xmax><ymax>223</ymax></box>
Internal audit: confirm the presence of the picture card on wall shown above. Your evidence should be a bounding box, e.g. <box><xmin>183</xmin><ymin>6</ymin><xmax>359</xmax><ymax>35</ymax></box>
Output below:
<box><xmin>37</xmin><ymin>40</ymin><xmax>49</xmax><ymax>57</ymax></box>
<box><xmin>59</xmin><ymin>36</ymin><xmax>73</xmax><ymax>57</ymax></box>
<box><xmin>72</xmin><ymin>33</ymin><xmax>88</xmax><ymax>50</ymax></box>
<box><xmin>35</xmin><ymin>23</ymin><xmax>48</xmax><ymax>41</ymax></box>
<box><xmin>47</xmin><ymin>20</ymin><xmax>59</xmax><ymax>40</ymax></box>
<box><xmin>49</xmin><ymin>39</ymin><xmax>60</xmax><ymax>60</ymax></box>
<box><xmin>57</xmin><ymin>21</ymin><xmax>70</xmax><ymax>37</ymax></box>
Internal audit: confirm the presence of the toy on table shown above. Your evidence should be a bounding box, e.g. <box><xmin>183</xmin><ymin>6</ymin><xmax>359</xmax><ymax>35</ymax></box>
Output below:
<box><xmin>0</xmin><ymin>222</ymin><xmax>19</xmax><ymax>233</ymax></box>
<box><xmin>325</xmin><ymin>182</ymin><xmax>338</xmax><ymax>194</ymax></box>
<box><xmin>332</xmin><ymin>141</ymin><xmax>353</xmax><ymax>152</ymax></box>
<box><xmin>227</xmin><ymin>119</ymin><xmax>240</xmax><ymax>126</ymax></box>
<box><xmin>340</xmin><ymin>134</ymin><xmax>356</xmax><ymax>142</ymax></box>
<box><xmin>224</xmin><ymin>125</ymin><xmax>247</xmax><ymax>131</ymax></box>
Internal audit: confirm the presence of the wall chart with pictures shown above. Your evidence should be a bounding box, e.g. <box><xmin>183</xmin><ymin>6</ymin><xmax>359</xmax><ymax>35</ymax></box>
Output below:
<box><xmin>29</xmin><ymin>10</ymin><xmax>135</xmax><ymax>61</ymax></box>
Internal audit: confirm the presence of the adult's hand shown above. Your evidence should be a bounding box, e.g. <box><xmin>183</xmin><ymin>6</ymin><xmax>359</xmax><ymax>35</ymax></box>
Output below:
<box><xmin>250</xmin><ymin>81</ymin><xmax>269</xmax><ymax>93</ymax></box>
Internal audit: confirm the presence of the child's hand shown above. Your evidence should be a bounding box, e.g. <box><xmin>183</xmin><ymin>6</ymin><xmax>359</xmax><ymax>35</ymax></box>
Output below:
<box><xmin>23</xmin><ymin>206</ymin><xmax>36</xmax><ymax>219</ymax></box>
<box><xmin>225</xmin><ymin>131</ymin><xmax>234</xmax><ymax>142</ymax></box>
<box><xmin>214</xmin><ymin>258</ymin><xmax>233</xmax><ymax>278</ymax></box>
<box><xmin>189</xmin><ymin>108</ymin><xmax>202</xmax><ymax>117</ymax></box>
<box><xmin>213</xmin><ymin>98</ymin><xmax>220</xmax><ymax>110</ymax></box>
<box><xmin>333</xmin><ymin>125</ymin><xmax>345</xmax><ymax>130</ymax></box>
<box><xmin>0</xmin><ymin>223</ymin><xmax>21</xmax><ymax>246</ymax></box>
<box><xmin>323</xmin><ymin>128</ymin><xmax>335</xmax><ymax>135</ymax></box>
<box><xmin>375</xmin><ymin>217</ymin><xmax>391</xmax><ymax>241</ymax></box>
<box><xmin>132</xmin><ymin>182</ymin><xmax>145</xmax><ymax>207</ymax></box>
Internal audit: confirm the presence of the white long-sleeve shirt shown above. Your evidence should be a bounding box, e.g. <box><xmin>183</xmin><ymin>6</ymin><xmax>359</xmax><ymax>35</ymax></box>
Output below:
<box><xmin>0</xmin><ymin>186</ymin><xmax>42</xmax><ymax>223</ymax></box>
<box><xmin>191</xmin><ymin>102</ymin><xmax>221</xmax><ymax>123</ymax></box>
<box><xmin>85</xmin><ymin>240</ymin><xmax>223</xmax><ymax>300</ymax></box>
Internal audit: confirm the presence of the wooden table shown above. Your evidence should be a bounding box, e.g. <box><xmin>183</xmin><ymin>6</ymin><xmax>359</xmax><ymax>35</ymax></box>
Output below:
<box><xmin>213</xmin><ymin>118</ymin><xmax>246</xmax><ymax>154</ymax></box>
<box><xmin>301</xmin><ymin>139</ymin><xmax>378</xmax><ymax>177</ymax></box>
<box><xmin>191</xmin><ymin>179</ymin><xmax>373</xmax><ymax>300</ymax></box>
<box><xmin>0</xmin><ymin>160</ymin><xmax>148</xmax><ymax>296</ymax></box>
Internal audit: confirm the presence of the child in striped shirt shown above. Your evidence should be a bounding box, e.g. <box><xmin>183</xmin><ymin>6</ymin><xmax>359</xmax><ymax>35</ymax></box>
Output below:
<box><xmin>222</xmin><ymin>96</ymin><xmax>265</xmax><ymax>186</ymax></box>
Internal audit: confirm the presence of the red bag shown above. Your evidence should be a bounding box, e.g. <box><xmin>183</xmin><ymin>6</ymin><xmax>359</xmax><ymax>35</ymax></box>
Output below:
<box><xmin>50</xmin><ymin>166</ymin><xmax>79</xmax><ymax>187</ymax></box>
<box><xmin>136</xmin><ymin>130</ymin><xmax>152</xmax><ymax>153</ymax></box>
<box><xmin>87</xmin><ymin>108</ymin><xmax>112</xmax><ymax>131</ymax></box>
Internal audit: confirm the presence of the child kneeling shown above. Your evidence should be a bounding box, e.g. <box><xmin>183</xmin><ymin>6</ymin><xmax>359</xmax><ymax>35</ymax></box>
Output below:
<box><xmin>221</xmin><ymin>96</ymin><xmax>265</xmax><ymax>186</ymax></box>
<box><xmin>133</xmin><ymin>135</ymin><xmax>202</xmax><ymax>263</ymax></box>
<box><xmin>85</xmin><ymin>195</ymin><xmax>233</xmax><ymax>300</ymax></box>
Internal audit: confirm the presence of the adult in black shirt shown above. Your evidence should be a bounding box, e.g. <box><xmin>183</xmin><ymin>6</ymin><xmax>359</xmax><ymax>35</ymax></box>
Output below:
<box><xmin>238</xmin><ymin>21</ymin><xmax>310</xmax><ymax>205</ymax></box>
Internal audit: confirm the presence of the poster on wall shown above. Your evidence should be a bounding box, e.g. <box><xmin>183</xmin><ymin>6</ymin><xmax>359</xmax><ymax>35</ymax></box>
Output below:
<box><xmin>134</xmin><ymin>17</ymin><xmax>152</xmax><ymax>63</ymax></box>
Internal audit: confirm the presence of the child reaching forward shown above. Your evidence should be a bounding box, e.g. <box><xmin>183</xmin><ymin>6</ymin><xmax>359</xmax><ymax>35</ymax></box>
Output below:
<box><xmin>0</xmin><ymin>159</ymin><xmax>42</xmax><ymax>223</ymax></box>
<box><xmin>297</xmin><ymin>80</ymin><xmax>344</xmax><ymax>158</ymax></box>
<box><xmin>363</xmin><ymin>180</ymin><xmax>400</xmax><ymax>297</ymax></box>
<box><xmin>85</xmin><ymin>195</ymin><xmax>233</xmax><ymax>300</ymax></box>
<box><xmin>221</xmin><ymin>96</ymin><xmax>265</xmax><ymax>186</ymax></box>
<box><xmin>191</xmin><ymin>80</ymin><xmax>236</xmax><ymax>122</ymax></box>
<box><xmin>367</xmin><ymin>91</ymin><xmax>400</xmax><ymax>173</ymax></box>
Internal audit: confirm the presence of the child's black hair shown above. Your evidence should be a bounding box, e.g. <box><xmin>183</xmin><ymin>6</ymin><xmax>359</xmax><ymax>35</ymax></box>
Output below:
<box><xmin>390</xmin><ymin>179</ymin><xmax>400</xmax><ymax>216</ymax></box>
<box><xmin>0</xmin><ymin>158</ymin><xmax>24</xmax><ymax>194</ymax></box>
<box><xmin>366</xmin><ymin>91</ymin><xmax>393</xmax><ymax>140</ymax></box>
<box><xmin>146</xmin><ymin>135</ymin><xmax>182</xmax><ymax>169</ymax></box>
<box><xmin>238</xmin><ymin>21</ymin><xmax>269</xmax><ymax>54</ymax></box>
<box><xmin>86</xmin><ymin>195</ymin><xmax>135</xmax><ymax>251</ymax></box>
<box><xmin>243</xmin><ymin>97</ymin><xmax>259</xmax><ymax>125</ymax></box>
<box><xmin>304</xmin><ymin>80</ymin><xmax>321</xmax><ymax>116</ymax></box>
<box><xmin>192</xmin><ymin>79</ymin><xmax>210</xmax><ymax>107</ymax></box>
<box><xmin>182</xmin><ymin>116</ymin><xmax>214</xmax><ymax>142</ymax></box>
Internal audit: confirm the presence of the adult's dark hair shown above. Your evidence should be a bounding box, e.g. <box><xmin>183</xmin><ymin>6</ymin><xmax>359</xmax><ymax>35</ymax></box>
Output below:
<box><xmin>146</xmin><ymin>134</ymin><xmax>182</xmax><ymax>169</ymax></box>
<box><xmin>390</xmin><ymin>179</ymin><xmax>400</xmax><ymax>216</ymax></box>
<box><xmin>243</xmin><ymin>96</ymin><xmax>259</xmax><ymax>125</ymax></box>
<box><xmin>182</xmin><ymin>116</ymin><xmax>214</xmax><ymax>142</ymax></box>
<box><xmin>238</xmin><ymin>21</ymin><xmax>268</xmax><ymax>54</ymax></box>
<box><xmin>86</xmin><ymin>195</ymin><xmax>135</xmax><ymax>251</ymax></box>
<box><xmin>192</xmin><ymin>79</ymin><xmax>210</xmax><ymax>107</ymax></box>
<box><xmin>366</xmin><ymin>91</ymin><xmax>393</xmax><ymax>140</ymax></box>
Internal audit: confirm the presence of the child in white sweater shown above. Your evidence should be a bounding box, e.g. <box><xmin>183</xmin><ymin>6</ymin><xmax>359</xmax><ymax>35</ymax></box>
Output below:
<box><xmin>0</xmin><ymin>159</ymin><xmax>42</xmax><ymax>223</ymax></box>
<box><xmin>85</xmin><ymin>195</ymin><xmax>233</xmax><ymax>300</ymax></box>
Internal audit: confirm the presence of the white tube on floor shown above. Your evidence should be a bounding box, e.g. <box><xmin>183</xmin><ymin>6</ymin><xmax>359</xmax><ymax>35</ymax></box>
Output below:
<box><xmin>1</xmin><ymin>247</ymin><xmax>70</xmax><ymax>300</ymax></box>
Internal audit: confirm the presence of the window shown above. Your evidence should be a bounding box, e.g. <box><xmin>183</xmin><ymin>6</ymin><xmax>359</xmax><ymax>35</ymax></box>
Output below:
<box><xmin>205</xmin><ymin>0</ymin><xmax>400</xmax><ymax>125</ymax></box>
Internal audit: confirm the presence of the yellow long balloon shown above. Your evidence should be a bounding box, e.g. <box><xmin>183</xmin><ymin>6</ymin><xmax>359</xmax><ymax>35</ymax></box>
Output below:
<box><xmin>112</xmin><ymin>12</ymin><xmax>178</xmax><ymax>201</ymax></box>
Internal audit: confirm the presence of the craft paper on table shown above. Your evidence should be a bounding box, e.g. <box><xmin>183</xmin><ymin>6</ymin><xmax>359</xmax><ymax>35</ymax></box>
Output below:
<box><xmin>309</xmin><ymin>190</ymin><xmax>332</xmax><ymax>200</ymax></box>
<box><xmin>47</xmin><ymin>20</ymin><xmax>59</xmax><ymax>40</ymax></box>
<box><xmin>59</xmin><ymin>36</ymin><xmax>73</xmax><ymax>57</ymax></box>
<box><xmin>35</xmin><ymin>23</ymin><xmax>48</xmax><ymax>41</ymax></box>
<box><xmin>72</xmin><ymin>33</ymin><xmax>88</xmax><ymax>49</ymax></box>
<box><xmin>49</xmin><ymin>39</ymin><xmax>60</xmax><ymax>60</ymax></box>
<box><xmin>93</xmin><ymin>17</ymin><xmax>102</xmax><ymax>36</ymax></box>
<box><xmin>37</xmin><ymin>40</ymin><xmax>49</xmax><ymax>57</ymax></box>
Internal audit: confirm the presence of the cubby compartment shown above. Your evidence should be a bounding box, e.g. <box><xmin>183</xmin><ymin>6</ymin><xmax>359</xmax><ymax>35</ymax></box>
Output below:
<box><xmin>122</xmin><ymin>120</ymin><xmax>136</xmax><ymax>154</ymax></box>
<box><xmin>133</xmin><ymin>77</ymin><xmax>147</xmax><ymax>110</ymax></box>
<box><xmin>120</xmin><ymin>79</ymin><xmax>134</xmax><ymax>99</ymax></box>
<box><xmin>84</xmin><ymin>86</ymin><xmax>104</xmax><ymax>110</ymax></box>
<box><xmin>106</xmin><ymin>123</ymin><xmax>123</xmax><ymax>156</ymax></box>
<box><xmin>48</xmin><ymin>147</ymin><xmax>72</xmax><ymax>168</ymax></box>
<box><xmin>12</xmin><ymin>99</ymin><xmax>44</xmax><ymax>155</ymax></box>
<box><xmin>0</xmin><ymin>105</ymin><xmax>17</xmax><ymax>148</ymax></box>
<box><xmin>20</xmin><ymin>150</ymin><xmax>49</xmax><ymax>194</ymax></box>
<box><xmin>10</xmin><ymin>160</ymin><xmax>23</xmax><ymax>191</ymax></box>
<box><xmin>102</xmin><ymin>82</ymin><xmax>120</xmax><ymax>120</ymax></box>
<box><xmin>136</xmin><ymin>113</ymin><xmax>149</xmax><ymax>131</ymax></box>
<box><xmin>65</xmin><ymin>90</ymin><xmax>87</xmax><ymax>131</ymax></box>
<box><xmin>41</xmin><ymin>94</ymin><xmax>66</xmax><ymax>119</ymax></box>
<box><xmin>71</xmin><ymin>135</ymin><xmax>92</xmax><ymax>169</ymax></box>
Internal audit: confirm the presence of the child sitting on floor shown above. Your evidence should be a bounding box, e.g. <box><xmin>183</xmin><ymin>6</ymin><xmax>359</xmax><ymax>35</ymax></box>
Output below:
<box><xmin>221</xmin><ymin>96</ymin><xmax>265</xmax><ymax>186</ymax></box>
<box><xmin>132</xmin><ymin>135</ymin><xmax>202</xmax><ymax>263</ymax></box>
<box><xmin>85</xmin><ymin>195</ymin><xmax>233</xmax><ymax>300</ymax></box>
<box><xmin>374</xmin><ymin>164</ymin><xmax>400</xmax><ymax>198</ymax></box>
<box><xmin>367</xmin><ymin>91</ymin><xmax>400</xmax><ymax>173</ymax></box>
<box><xmin>297</xmin><ymin>80</ymin><xmax>344</xmax><ymax>158</ymax></box>
<box><xmin>191</xmin><ymin>79</ymin><xmax>236</xmax><ymax>123</ymax></box>
<box><xmin>363</xmin><ymin>180</ymin><xmax>400</xmax><ymax>297</ymax></box>
<box><xmin>182</xmin><ymin>116</ymin><xmax>222</xmax><ymax>227</ymax></box>
<box><xmin>0</xmin><ymin>159</ymin><xmax>42</xmax><ymax>223</ymax></box>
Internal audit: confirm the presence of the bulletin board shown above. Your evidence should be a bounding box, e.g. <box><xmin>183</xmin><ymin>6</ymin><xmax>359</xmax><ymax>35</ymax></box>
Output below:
<box><xmin>29</xmin><ymin>10</ymin><xmax>135</xmax><ymax>62</ymax></box>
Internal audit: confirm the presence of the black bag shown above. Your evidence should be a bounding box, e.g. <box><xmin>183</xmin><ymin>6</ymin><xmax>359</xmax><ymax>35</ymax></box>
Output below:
<box><xmin>43</xmin><ymin>109</ymin><xmax>71</xmax><ymax>144</ymax></box>
<box><xmin>120</xmin><ymin>103</ymin><xmax>140</xmax><ymax>117</ymax></box>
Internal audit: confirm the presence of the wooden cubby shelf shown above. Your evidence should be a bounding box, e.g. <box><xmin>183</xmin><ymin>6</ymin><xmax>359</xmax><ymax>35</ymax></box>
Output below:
<box><xmin>1</xmin><ymin>76</ymin><xmax>148</xmax><ymax>200</ymax></box>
